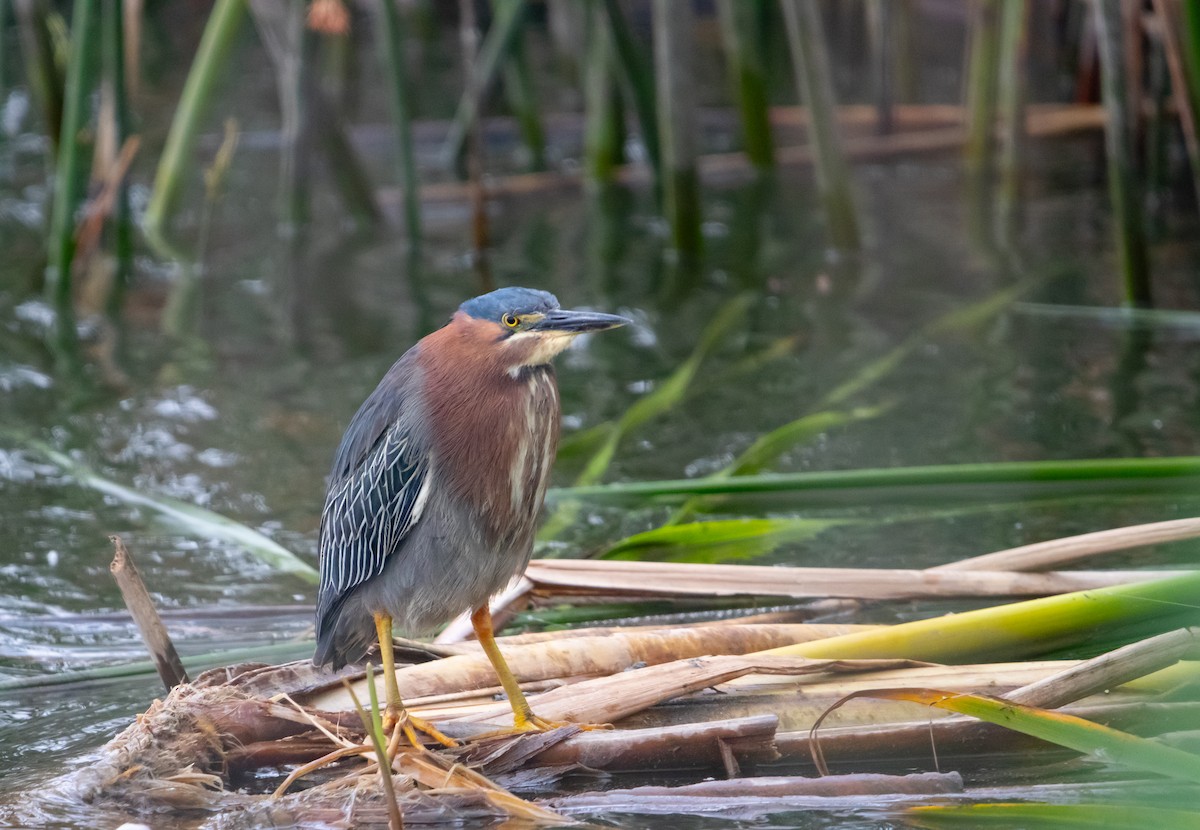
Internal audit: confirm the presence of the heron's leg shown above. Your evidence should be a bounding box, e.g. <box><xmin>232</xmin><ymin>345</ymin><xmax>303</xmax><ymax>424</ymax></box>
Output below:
<box><xmin>471</xmin><ymin>604</ymin><xmax>618</xmax><ymax>735</ymax></box>
<box><xmin>469</xmin><ymin>605</ymin><xmax>542</xmax><ymax>729</ymax></box>
<box><xmin>373</xmin><ymin>612</ymin><xmax>457</xmax><ymax>748</ymax></box>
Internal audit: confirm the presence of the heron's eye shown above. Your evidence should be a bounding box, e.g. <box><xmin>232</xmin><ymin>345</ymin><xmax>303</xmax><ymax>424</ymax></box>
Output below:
<box><xmin>503</xmin><ymin>314</ymin><xmax>520</xmax><ymax>328</ymax></box>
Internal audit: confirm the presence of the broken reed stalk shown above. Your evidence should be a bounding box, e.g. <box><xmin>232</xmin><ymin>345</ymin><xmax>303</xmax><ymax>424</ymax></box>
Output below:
<box><xmin>1094</xmin><ymin>0</ymin><xmax>1153</xmax><ymax>307</ymax></box>
<box><xmin>108</xmin><ymin>536</ymin><xmax>189</xmax><ymax>691</ymax></box>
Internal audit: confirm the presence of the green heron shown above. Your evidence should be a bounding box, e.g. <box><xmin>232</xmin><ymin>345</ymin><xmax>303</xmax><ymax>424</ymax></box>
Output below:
<box><xmin>314</xmin><ymin>287</ymin><xmax>629</xmax><ymax>741</ymax></box>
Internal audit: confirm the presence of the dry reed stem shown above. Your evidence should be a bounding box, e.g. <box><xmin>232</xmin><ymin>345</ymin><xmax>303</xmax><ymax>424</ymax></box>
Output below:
<box><xmin>394</xmin><ymin>751</ymin><xmax>569</xmax><ymax>824</ymax></box>
<box><xmin>309</xmin><ymin>622</ymin><xmax>873</xmax><ymax>712</ymax></box>
<box><xmin>933</xmin><ymin>516</ymin><xmax>1200</xmax><ymax>572</ymax></box>
<box><xmin>781</xmin><ymin>631</ymin><xmax>1197</xmax><ymax>772</ymax></box>
<box><xmin>529</xmin><ymin>714</ymin><xmax>780</xmax><ymax>770</ymax></box>
<box><xmin>523</xmin><ymin>558</ymin><xmax>1183</xmax><ymax>601</ymax></box>
<box><xmin>433</xmin><ymin>655</ymin><xmax>926</xmax><ymax>728</ymax></box>
<box><xmin>271</xmin><ymin>744</ymin><xmax>373</xmax><ymax>798</ymax></box>
<box><xmin>1005</xmin><ymin>627</ymin><xmax>1198</xmax><ymax>707</ymax></box>
<box><xmin>446</xmin><ymin>622</ymin><xmax>872</xmax><ymax>650</ymax></box>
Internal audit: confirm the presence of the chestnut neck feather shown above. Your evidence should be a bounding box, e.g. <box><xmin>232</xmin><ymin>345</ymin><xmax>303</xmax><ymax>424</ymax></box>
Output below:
<box><xmin>417</xmin><ymin>313</ymin><xmax>560</xmax><ymax>543</ymax></box>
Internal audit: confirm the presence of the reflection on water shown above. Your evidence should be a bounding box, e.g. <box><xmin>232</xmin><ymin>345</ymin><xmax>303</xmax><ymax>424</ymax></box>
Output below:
<box><xmin>3</xmin><ymin>28</ymin><xmax>1200</xmax><ymax>830</ymax></box>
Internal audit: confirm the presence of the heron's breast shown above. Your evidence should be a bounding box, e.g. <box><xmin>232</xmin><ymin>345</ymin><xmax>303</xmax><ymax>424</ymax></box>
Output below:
<box><xmin>424</xmin><ymin>362</ymin><xmax>560</xmax><ymax>543</ymax></box>
<box><xmin>507</xmin><ymin>369</ymin><xmax>560</xmax><ymax>523</ymax></box>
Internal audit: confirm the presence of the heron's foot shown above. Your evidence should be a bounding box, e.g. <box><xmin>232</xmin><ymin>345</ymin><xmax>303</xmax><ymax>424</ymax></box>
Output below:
<box><xmin>516</xmin><ymin>712</ymin><xmax>612</xmax><ymax>733</ymax></box>
<box><xmin>473</xmin><ymin>711</ymin><xmax>612</xmax><ymax>740</ymax></box>
<box><xmin>383</xmin><ymin>704</ymin><xmax>458</xmax><ymax>749</ymax></box>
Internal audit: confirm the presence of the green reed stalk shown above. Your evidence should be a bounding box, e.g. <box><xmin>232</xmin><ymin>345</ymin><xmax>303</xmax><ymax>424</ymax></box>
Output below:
<box><xmin>865</xmin><ymin>0</ymin><xmax>893</xmax><ymax>133</ymax></box>
<box><xmin>0</xmin><ymin>0</ymin><xmax>7</xmax><ymax>99</ymax></box>
<box><xmin>46</xmin><ymin>0</ymin><xmax>100</xmax><ymax>308</ymax></box>
<box><xmin>894</xmin><ymin>0</ymin><xmax>919</xmax><ymax>102</ymax></box>
<box><xmin>501</xmin><ymin>24</ymin><xmax>545</xmax><ymax>171</ymax></box>
<box><xmin>441</xmin><ymin>0</ymin><xmax>528</xmax><ymax>171</ymax></box>
<box><xmin>766</xmin><ymin>570</ymin><xmax>1200</xmax><ymax>663</ymax></box>
<box><xmin>354</xmin><ymin>666</ymin><xmax>404</xmax><ymax>830</ymax></box>
<box><xmin>664</xmin><ymin>283</ymin><xmax>1021</xmax><ymax>524</ymax></box>
<box><xmin>779</xmin><ymin>0</ymin><xmax>860</xmax><ymax>254</ymax></box>
<box><xmin>652</xmin><ymin>0</ymin><xmax>702</xmax><ymax>260</ymax></box>
<box><xmin>717</xmin><ymin>0</ymin><xmax>774</xmax><ymax>168</ymax></box>
<box><xmin>278</xmin><ymin>0</ymin><xmax>310</xmax><ymax>229</ymax></box>
<box><xmin>582</xmin><ymin>0</ymin><xmax>624</xmax><ymax>184</ymax></box>
<box><xmin>1094</xmin><ymin>0</ymin><xmax>1152</xmax><ymax>307</ymax></box>
<box><xmin>14</xmin><ymin>0</ymin><xmax>63</xmax><ymax>148</ymax></box>
<box><xmin>314</xmin><ymin>96</ymin><xmax>384</xmax><ymax>225</ymax></box>
<box><xmin>601</xmin><ymin>0</ymin><xmax>660</xmax><ymax>184</ymax></box>
<box><xmin>1181</xmin><ymin>0</ymin><xmax>1200</xmax><ymax>124</ymax></box>
<box><xmin>0</xmin><ymin>642</ymin><xmax>315</xmax><ymax>691</ymax></box>
<box><xmin>994</xmin><ymin>0</ymin><xmax>1027</xmax><ymax>246</ymax></box>
<box><xmin>964</xmin><ymin>0</ymin><xmax>1000</xmax><ymax>244</ymax></box>
<box><xmin>540</xmin><ymin>296</ymin><xmax>753</xmax><ymax>542</ymax></box>
<box><xmin>143</xmin><ymin>0</ymin><xmax>246</xmax><ymax>252</ymax></box>
<box><xmin>378</xmin><ymin>0</ymin><xmax>422</xmax><ymax>243</ymax></box>
<box><xmin>552</xmin><ymin>456</ymin><xmax>1200</xmax><ymax>504</ymax></box>
<box><xmin>102</xmin><ymin>0</ymin><xmax>134</xmax><ymax>318</ymax></box>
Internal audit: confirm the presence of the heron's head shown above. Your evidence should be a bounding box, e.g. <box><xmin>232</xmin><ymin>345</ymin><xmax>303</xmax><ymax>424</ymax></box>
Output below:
<box><xmin>450</xmin><ymin>287</ymin><xmax>630</xmax><ymax>376</ymax></box>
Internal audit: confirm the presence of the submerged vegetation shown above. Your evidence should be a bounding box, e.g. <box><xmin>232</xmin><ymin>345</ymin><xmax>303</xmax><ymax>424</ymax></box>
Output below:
<box><xmin>1</xmin><ymin>0</ymin><xmax>1200</xmax><ymax>828</ymax></box>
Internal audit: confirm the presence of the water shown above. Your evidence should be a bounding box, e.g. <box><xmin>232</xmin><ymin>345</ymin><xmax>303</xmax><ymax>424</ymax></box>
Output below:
<box><xmin>2</xmin><ymin>6</ymin><xmax>1200</xmax><ymax>828</ymax></box>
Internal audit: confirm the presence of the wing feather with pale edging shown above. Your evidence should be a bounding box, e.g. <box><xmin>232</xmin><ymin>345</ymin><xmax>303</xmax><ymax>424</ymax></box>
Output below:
<box><xmin>316</xmin><ymin>353</ymin><xmax>431</xmax><ymax>626</ymax></box>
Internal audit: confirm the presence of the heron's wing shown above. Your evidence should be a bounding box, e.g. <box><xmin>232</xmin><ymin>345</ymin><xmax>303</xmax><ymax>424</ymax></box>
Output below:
<box><xmin>316</xmin><ymin>353</ymin><xmax>431</xmax><ymax>618</ymax></box>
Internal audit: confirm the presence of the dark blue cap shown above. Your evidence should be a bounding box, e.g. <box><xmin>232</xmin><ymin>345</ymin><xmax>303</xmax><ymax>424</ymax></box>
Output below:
<box><xmin>459</xmin><ymin>287</ymin><xmax>560</xmax><ymax>321</ymax></box>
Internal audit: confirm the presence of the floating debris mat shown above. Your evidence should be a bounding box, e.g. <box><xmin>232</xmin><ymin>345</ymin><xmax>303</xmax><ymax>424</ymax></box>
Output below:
<box><xmin>21</xmin><ymin>556</ymin><xmax>1200</xmax><ymax>827</ymax></box>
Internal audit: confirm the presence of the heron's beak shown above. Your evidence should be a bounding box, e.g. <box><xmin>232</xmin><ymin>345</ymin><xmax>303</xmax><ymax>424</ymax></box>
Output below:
<box><xmin>532</xmin><ymin>309</ymin><xmax>631</xmax><ymax>334</ymax></box>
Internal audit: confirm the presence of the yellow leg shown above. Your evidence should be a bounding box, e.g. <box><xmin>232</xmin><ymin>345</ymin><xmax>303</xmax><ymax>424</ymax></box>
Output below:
<box><xmin>373</xmin><ymin>612</ymin><xmax>457</xmax><ymax>748</ymax></box>
<box><xmin>470</xmin><ymin>605</ymin><xmax>611</xmax><ymax>734</ymax></box>
<box><xmin>470</xmin><ymin>605</ymin><xmax>541</xmax><ymax>729</ymax></box>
